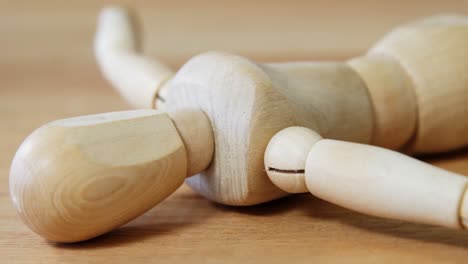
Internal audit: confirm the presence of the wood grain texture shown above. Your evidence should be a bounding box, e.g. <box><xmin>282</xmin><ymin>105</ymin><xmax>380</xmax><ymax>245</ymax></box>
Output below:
<box><xmin>9</xmin><ymin>110</ymin><xmax>189</xmax><ymax>242</ymax></box>
<box><xmin>2</xmin><ymin>1</ymin><xmax>468</xmax><ymax>263</ymax></box>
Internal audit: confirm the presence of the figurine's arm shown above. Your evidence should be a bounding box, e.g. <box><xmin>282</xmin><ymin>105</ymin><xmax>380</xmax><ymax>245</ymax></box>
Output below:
<box><xmin>265</xmin><ymin>127</ymin><xmax>468</xmax><ymax>229</ymax></box>
<box><xmin>95</xmin><ymin>7</ymin><xmax>172</xmax><ymax>109</ymax></box>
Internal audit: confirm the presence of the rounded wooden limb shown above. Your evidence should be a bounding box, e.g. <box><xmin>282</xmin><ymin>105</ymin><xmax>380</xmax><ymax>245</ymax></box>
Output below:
<box><xmin>9</xmin><ymin>109</ymin><xmax>214</xmax><ymax>242</ymax></box>
<box><xmin>95</xmin><ymin>6</ymin><xmax>173</xmax><ymax>109</ymax></box>
<box><xmin>264</xmin><ymin>127</ymin><xmax>322</xmax><ymax>193</ymax></box>
<box><xmin>460</xmin><ymin>187</ymin><xmax>468</xmax><ymax>228</ymax></box>
<box><xmin>265</xmin><ymin>127</ymin><xmax>468</xmax><ymax>229</ymax></box>
<box><xmin>306</xmin><ymin>140</ymin><xmax>468</xmax><ymax>229</ymax></box>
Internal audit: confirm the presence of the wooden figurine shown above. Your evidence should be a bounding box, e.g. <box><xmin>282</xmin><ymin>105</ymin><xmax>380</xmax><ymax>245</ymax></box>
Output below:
<box><xmin>9</xmin><ymin>7</ymin><xmax>468</xmax><ymax>242</ymax></box>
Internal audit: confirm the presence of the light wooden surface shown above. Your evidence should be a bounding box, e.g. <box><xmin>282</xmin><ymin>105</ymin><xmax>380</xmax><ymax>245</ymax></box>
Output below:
<box><xmin>2</xmin><ymin>1</ymin><xmax>468</xmax><ymax>263</ymax></box>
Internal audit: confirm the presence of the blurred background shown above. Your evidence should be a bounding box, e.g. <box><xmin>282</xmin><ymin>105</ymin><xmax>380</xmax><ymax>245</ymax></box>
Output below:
<box><xmin>3</xmin><ymin>1</ymin><xmax>468</xmax><ymax>94</ymax></box>
<box><xmin>3</xmin><ymin>0</ymin><xmax>468</xmax><ymax>155</ymax></box>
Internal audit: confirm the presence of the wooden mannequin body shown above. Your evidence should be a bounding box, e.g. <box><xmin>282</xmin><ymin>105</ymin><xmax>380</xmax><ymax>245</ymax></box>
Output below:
<box><xmin>164</xmin><ymin>53</ymin><xmax>375</xmax><ymax>206</ymax></box>
<box><xmin>9</xmin><ymin>7</ymin><xmax>468</xmax><ymax>242</ymax></box>
<box><xmin>142</xmin><ymin>12</ymin><xmax>468</xmax><ymax>206</ymax></box>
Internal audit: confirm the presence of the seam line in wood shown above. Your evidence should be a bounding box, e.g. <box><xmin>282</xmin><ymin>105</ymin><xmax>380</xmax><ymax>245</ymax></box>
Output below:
<box><xmin>267</xmin><ymin>167</ymin><xmax>305</xmax><ymax>174</ymax></box>
<box><xmin>156</xmin><ymin>94</ymin><xmax>166</xmax><ymax>103</ymax></box>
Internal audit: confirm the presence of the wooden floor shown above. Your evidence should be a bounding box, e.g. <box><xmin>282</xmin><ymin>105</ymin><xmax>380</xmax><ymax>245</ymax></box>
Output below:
<box><xmin>1</xmin><ymin>1</ymin><xmax>468</xmax><ymax>263</ymax></box>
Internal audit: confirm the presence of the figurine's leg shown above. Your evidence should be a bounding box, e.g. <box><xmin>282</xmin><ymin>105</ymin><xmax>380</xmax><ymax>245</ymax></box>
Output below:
<box><xmin>95</xmin><ymin>7</ymin><xmax>173</xmax><ymax>109</ymax></box>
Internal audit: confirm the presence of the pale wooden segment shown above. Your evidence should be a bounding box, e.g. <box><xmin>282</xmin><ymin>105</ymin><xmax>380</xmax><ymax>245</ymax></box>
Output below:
<box><xmin>169</xmin><ymin>109</ymin><xmax>214</xmax><ymax>176</ymax></box>
<box><xmin>460</xmin><ymin>187</ymin><xmax>468</xmax><ymax>228</ymax></box>
<box><xmin>262</xmin><ymin>62</ymin><xmax>373</xmax><ymax>144</ymax></box>
<box><xmin>9</xmin><ymin>110</ymin><xmax>188</xmax><ymax>242</ymax></box>
<box><xmin>370</xmin><ymin>15</ymin><xmax>468</xmax><ymax>153</ymax></box>
<box><xmin>305</xmin><ymin>139</ymin><xmax>468</xmax><ymax>229</ymax></box>
<box><xmin>264</xmin><ymin>127</ymin><xmax>322</xmax><ymax>193</ymax></box>
<box><xmin>95</xmin><ymin>7</ymin><xmax>173</xmax><ymax>109</ymax></box>
<box><xmin>348</xmin><ymin>54</ymin><xmax>417</xmax><ymax>150</ymax></box>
